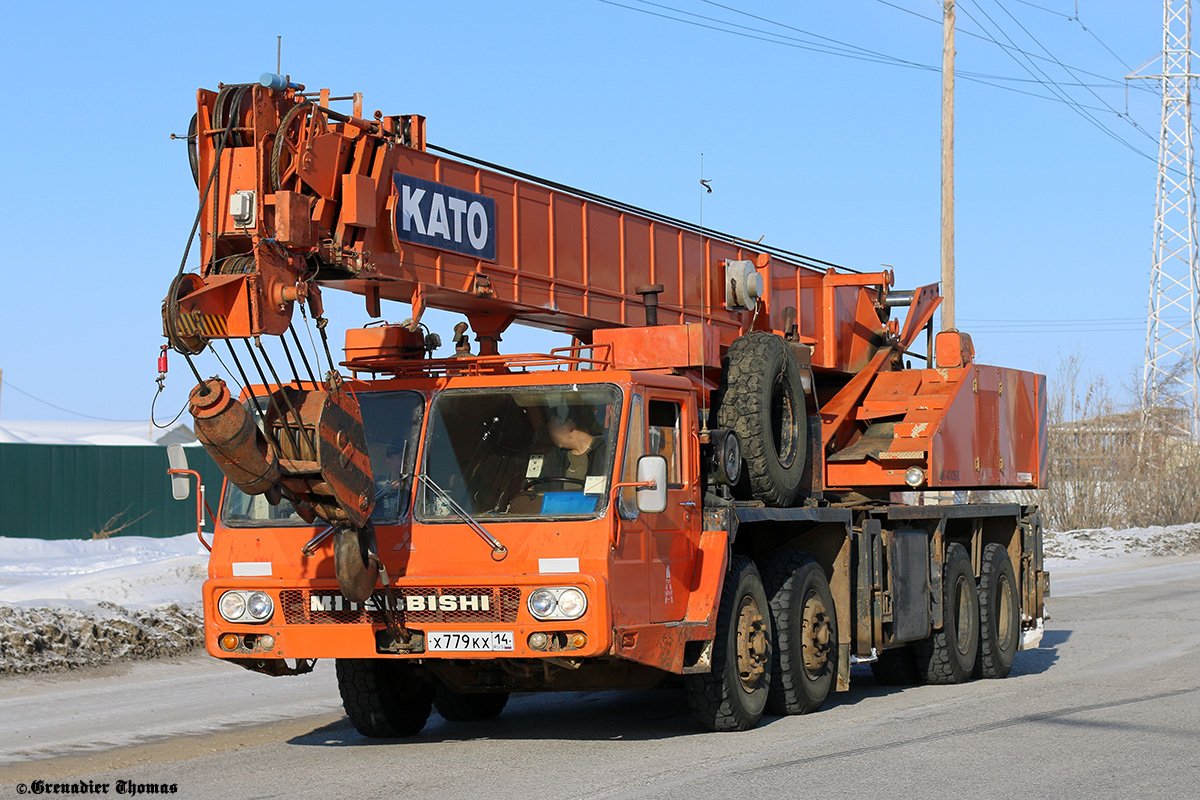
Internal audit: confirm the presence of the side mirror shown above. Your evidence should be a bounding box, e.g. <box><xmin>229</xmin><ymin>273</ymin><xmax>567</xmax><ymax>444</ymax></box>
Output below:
<box><xmin>636</xmin><ymin>455</ymin><xmax>668</xmax><ymax>514</ymax></box>
<box><xmin>167</xmin><ymin>444</ymin><xmax>191</xmax><ymax>501</ymax></box>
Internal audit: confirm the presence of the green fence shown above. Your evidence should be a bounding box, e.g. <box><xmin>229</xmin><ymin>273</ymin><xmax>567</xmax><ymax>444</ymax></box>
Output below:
<box><xmin>0</xmin><ymin>444</ymin><xmax>226</xmax><ymax>540</ymax></box>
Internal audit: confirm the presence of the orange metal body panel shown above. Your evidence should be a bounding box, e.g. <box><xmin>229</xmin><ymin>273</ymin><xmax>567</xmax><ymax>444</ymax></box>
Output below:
<box><xmin>593</xmin><ymin>324</ymin><xmax>721</xmax><ymax>371</ymax></box>
<box><xmin>824</xmin><ymin>363</ymin><xmax>1045</xmax><ymax>490</ymax></box>
<box><xmin>202</xmin><ymin>368</ymin><xmax>720</xmax><ymax>672</ymax></box>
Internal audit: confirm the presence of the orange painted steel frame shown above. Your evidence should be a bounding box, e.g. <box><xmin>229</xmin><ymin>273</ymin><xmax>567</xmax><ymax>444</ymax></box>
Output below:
<box><xmin>202</xmin><ymin>370</ymin><xmax>726</xmax><ymax>674</ymax></box>
<box><xmin>184</xmin><ymin>83</ymin><xmax>902</xmax><ymax>374</ymax></box>
<box><xmin>181</xmin><ymin>80</ymin><xmax>1045</xmax><ymax>504</ymax></box>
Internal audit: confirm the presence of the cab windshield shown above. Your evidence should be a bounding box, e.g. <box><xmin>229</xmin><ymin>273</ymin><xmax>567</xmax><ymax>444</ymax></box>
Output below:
<box><xmin>417</xmin><ymin>385</ymin><xmax>622</xmax><ymax>521</ymax></box>
<box><xmin>221</xmin><ymin>390</ymin><xmax>425</xmax><ymax>526</ymax></box>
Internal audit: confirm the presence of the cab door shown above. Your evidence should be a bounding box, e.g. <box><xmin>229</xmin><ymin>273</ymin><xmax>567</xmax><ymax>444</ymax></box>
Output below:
<box><xmin>610</xmin><ymin>393</ymin><xmax>650</xmax><ymax>626</ymax></box>
<box><xmin>643</xmin><ymin>392</ymin><xmax>699</xmax><ymax>622</ymax></box>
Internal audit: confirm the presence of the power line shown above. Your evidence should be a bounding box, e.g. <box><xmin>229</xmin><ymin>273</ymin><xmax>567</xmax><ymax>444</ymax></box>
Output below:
<box><xmin>1008</xmin><ymin>0</ymin><xmax>1135</xmax><ymax>71</ymax></box>
<box><xmin>872</xmin><ymin>0</ymin><xmax>1151</xmax><ymax>93</ymax></box>
<box><xmin>601</xmin><ymin>0</ymin><xmax>1154</xmax><ymax>114</ymax></box>
<box><xmin>989</xmin><ymin>0</ymin><xmax>1154</xmax><ymax>143</ymax></box>
<box><xmin>2</xmin><ymin>378</ymin><xmax>144</xmax><ymax>422</ymax></box>
<box><xmin>955</xmin><ymin>0</ymin><xmax>1160</xmax><ymax>167</ymax></box>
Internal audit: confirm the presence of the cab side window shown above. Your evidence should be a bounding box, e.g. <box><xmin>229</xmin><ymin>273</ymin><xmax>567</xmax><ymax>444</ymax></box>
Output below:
<box><xmin>647</xmin><ymin>400</ymin><xmax>683</xmax><ymax>488</ymax></box>
<box><xmin>619</xmin><ymin>395</ymin><xmax>646</xmax><ymax>519</ymax></box>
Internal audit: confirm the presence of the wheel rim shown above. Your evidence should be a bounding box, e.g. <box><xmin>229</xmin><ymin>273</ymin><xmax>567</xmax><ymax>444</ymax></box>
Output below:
<box><xmin>953</xmin><ymin>574</ymin><xmax>973</xmax><ymax>655</ymax></box>
<box><xmin>801</xmin><ymin>589</ymin><xmax>833</xmax><ymax>677</ymax></box>
<box><xmin>997</xmin><ymin>572</ymin><xmax>1014</xmax><ymax>648</ymax></box>
<box><xmin>770</xmin><ymin>373</ymin><xmax>798</xmax><ymax>468</ymax></box>
<box><xmin>735</xmin><ymin>595</ymin><xmax>769</xmax><ymax>693</ymax></box>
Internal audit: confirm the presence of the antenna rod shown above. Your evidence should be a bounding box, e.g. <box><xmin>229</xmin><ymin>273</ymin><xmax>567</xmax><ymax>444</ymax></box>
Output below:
<box><xmin>277</xmin><ymin>36</ymin><xmax>282</xmax><ymax>74</ymax></box>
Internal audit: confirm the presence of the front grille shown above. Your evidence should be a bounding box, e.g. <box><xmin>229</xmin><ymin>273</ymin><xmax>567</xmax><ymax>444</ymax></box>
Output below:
<box><xmin>280</xmin><ymin>586</ymin><xmax>522</xmax><ymax>625</ymax></box>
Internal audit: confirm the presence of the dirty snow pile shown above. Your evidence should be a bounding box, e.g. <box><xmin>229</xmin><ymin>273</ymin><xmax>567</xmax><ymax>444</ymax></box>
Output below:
<box><xmin>1043</xmin><ymin>522</ymin><xmax>1200</xmax><ymax>569</ymax></box>
<box><xmin>0</xmin><ymin>534</ymin><xmax>207</xmax><ymax>675</ymax></box>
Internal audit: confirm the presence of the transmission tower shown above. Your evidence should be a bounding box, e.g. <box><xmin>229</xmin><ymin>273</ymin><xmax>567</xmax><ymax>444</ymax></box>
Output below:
<box><xmin>1139</xmin><ymin>0</ymin><xmax>1200</xmax><ymax>441</ymax></box>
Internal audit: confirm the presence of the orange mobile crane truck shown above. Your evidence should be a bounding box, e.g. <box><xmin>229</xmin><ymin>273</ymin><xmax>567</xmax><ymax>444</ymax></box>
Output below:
<box><xmin>163</xmin><ymin>75</ymin><xmax>1048</xmax><ymax>735</ymax></box>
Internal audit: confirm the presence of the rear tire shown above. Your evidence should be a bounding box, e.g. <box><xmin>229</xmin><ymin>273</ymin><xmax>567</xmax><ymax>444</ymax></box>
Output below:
<box><xmin>761</xmin><ymin>551</ymin><xmax>837</xmax><ymax>715</ymax></box>
<box><xmin>433</xmin><ymin>684</ymin><xmax>510</xmax><ymax>721</ymax></box>
<box><xmin>975</xmin><ymin>543</ymin><xmax>1019</xmax><ymax>679</ymax></box>
<box><xmin>915</xmin><ymin>543</ymin><xmax>978</xmax><ymax>685</ymax></box>
<box><xmin>684</xmin><ymin>555</ymin><xmax>772</xmax><ymax>731</ymax></box>
<box><xmin>335</xmin><ymin>658</ymin><xmax>433</xmax><ymax>738</ymax></box>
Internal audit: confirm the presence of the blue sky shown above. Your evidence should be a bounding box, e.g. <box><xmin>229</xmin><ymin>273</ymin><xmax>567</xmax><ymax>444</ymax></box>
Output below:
<box><xmin>0</xmin><ymin>1</ymin><xmax>1167</xmax><ymax>423</ymax></box>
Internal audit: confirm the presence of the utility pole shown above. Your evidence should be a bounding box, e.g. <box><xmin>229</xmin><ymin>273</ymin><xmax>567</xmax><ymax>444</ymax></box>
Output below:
<box><xmin>941</xmin><ymin>0</ymin><xmax>956</xmax><ymax>333</ymax></box>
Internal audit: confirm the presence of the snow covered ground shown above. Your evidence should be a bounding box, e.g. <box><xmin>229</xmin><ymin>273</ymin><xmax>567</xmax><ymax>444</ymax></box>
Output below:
<box><xmin>0</xmin><ymin>534</ymin><xmax>208</xmax><ymax>675</ymax></box>
<box><xmin>1</xmin><ymin>523</ymin><xmax>1198</xmax><ymax>676</ymax></box>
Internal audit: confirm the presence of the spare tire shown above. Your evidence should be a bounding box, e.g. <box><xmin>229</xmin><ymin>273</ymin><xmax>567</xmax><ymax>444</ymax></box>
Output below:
<box><xmin>717</xmin><ymin>332</ymin><xmax>806</xmax><ymax>506</ymax></box>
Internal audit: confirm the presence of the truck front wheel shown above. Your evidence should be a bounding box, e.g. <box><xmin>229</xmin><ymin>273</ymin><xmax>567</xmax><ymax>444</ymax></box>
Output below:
<box><xmin>684</xmin><ymin>555</ymin><xmax>772</xmax><ymax>731</ymax></box>
<box><xmin>336</xmin><ymin>658</ymin><xmax>433</xmax><ymax>738</ymax></box>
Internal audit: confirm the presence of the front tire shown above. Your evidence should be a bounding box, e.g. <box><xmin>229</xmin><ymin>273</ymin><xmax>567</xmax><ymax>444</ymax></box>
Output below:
<box><xmin>336</xmin><ymin>658</ymin><xmax>433</xmax><ymax>738</ymax></box>
<box><xmin>684</xmin><ymin>555</ymin><xmax>772</xmax><ymax>731</ymax></box>
<box><xmin>975</xmin><ymin>543</ymin><xmax>1019</xmax><ymax>679</ymax></box>
<box><xmin>915</xmin><ymin>543</ymin><xmax>979</xmax><ymax>685</ymax></box>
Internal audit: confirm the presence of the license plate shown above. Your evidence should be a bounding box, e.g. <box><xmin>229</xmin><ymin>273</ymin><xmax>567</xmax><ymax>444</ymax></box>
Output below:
<box><xmin>426</xmin><ymin>631</ymin><xmax>515</xmax><ymax>652</ymax></box>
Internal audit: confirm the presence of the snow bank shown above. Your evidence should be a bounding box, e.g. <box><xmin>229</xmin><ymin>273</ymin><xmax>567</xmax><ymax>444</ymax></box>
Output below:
<box><xmin>0</xmin><ymin>534</ymin><xmax>208</xmax><ymax>675</ymax></box>
<box><xmin>1044</xmin><ymin>523</ymin><xmax>1200</xmax><ymax>570</ymax></box>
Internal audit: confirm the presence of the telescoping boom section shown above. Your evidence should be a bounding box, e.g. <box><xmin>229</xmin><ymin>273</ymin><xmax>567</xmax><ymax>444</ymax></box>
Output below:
<box><xmin>166</xmin><ymin>76</ymin><xmax>1047</xmax><ymax>736</ymax></box>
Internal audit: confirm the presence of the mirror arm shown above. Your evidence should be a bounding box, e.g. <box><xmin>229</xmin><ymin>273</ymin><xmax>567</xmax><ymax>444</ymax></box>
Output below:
<box><xmin>168</xmin><ymin>469</ymin><xmax>212</xmax><ymax>552</ymax></box>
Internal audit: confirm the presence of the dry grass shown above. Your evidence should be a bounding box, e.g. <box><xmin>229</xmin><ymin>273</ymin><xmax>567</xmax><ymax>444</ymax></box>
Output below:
<box><xmin>1041</xmin><ymin>353</ymin><xmax>1200</xmax><ymax>531</ymax></box>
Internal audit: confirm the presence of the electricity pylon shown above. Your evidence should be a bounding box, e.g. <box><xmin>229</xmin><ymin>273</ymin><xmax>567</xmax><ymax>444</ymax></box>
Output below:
<box><xmin>1134</xmin><ymin>0</ymin><xmax>1200</xmax><ymax>441</ymax></box>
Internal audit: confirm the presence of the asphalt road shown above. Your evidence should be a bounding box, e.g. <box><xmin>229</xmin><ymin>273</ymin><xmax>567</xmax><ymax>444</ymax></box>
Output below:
<box><xmin>2</xmin><ymin>557</ymin><xmax>1198</xmax><ymax>800</ymax></box>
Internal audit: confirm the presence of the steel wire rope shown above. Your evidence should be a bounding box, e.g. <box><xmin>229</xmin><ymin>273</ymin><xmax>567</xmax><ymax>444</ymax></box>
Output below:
<box><xmin>245</xmin><ymin>339</ymin><xmax>307</xmax><ymax>459</ymax></box>
<box><xmin>165</xmin><ymin>85</ymin><xmax>243</xmax><ymax>359</ymax></box>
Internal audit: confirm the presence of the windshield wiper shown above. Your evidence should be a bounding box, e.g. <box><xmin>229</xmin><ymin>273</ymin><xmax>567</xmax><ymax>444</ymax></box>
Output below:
<box><xmin>417</xmin><ymin>473</ymin><xmax>508</xmax><ymax>561</ymax></box>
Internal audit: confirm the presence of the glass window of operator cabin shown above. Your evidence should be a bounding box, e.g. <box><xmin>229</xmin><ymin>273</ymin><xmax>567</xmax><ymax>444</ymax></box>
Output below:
<box><xmin>221</xmin><ymin>390</ymin><xmax>425</xmax><ymax>526</ymax></box>
<box><xmin>417</xmin><ymin>385</ymin><xmax>622</xmax><ymax>521</ymax></box>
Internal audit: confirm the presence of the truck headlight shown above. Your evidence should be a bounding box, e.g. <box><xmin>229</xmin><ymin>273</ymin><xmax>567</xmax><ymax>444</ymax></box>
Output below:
<box><xmin>527</xmin><ymin>587</ymin><xmax>588</xmax><ymax>621</ymax></box>
<box><xmin>218</xmin><ymin>590</ymin><xmax>274</xmax><ymax>624</ymax></box>
<box><xmin>218</xmin><ymin>591</ymin><xmax>247</xmax><ymax>621</ymax></box>
<box><xmin>246</xmin><ymin>591</ymin><xmax>274</xmax><ymax>620</ymax></box>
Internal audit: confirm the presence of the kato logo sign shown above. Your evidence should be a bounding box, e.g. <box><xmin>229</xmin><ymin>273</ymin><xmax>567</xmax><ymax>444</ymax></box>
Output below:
<box><xmin>392</xmin><ymin>173</ymin><xmax>496</xmax><ymax>261</ymax></box>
